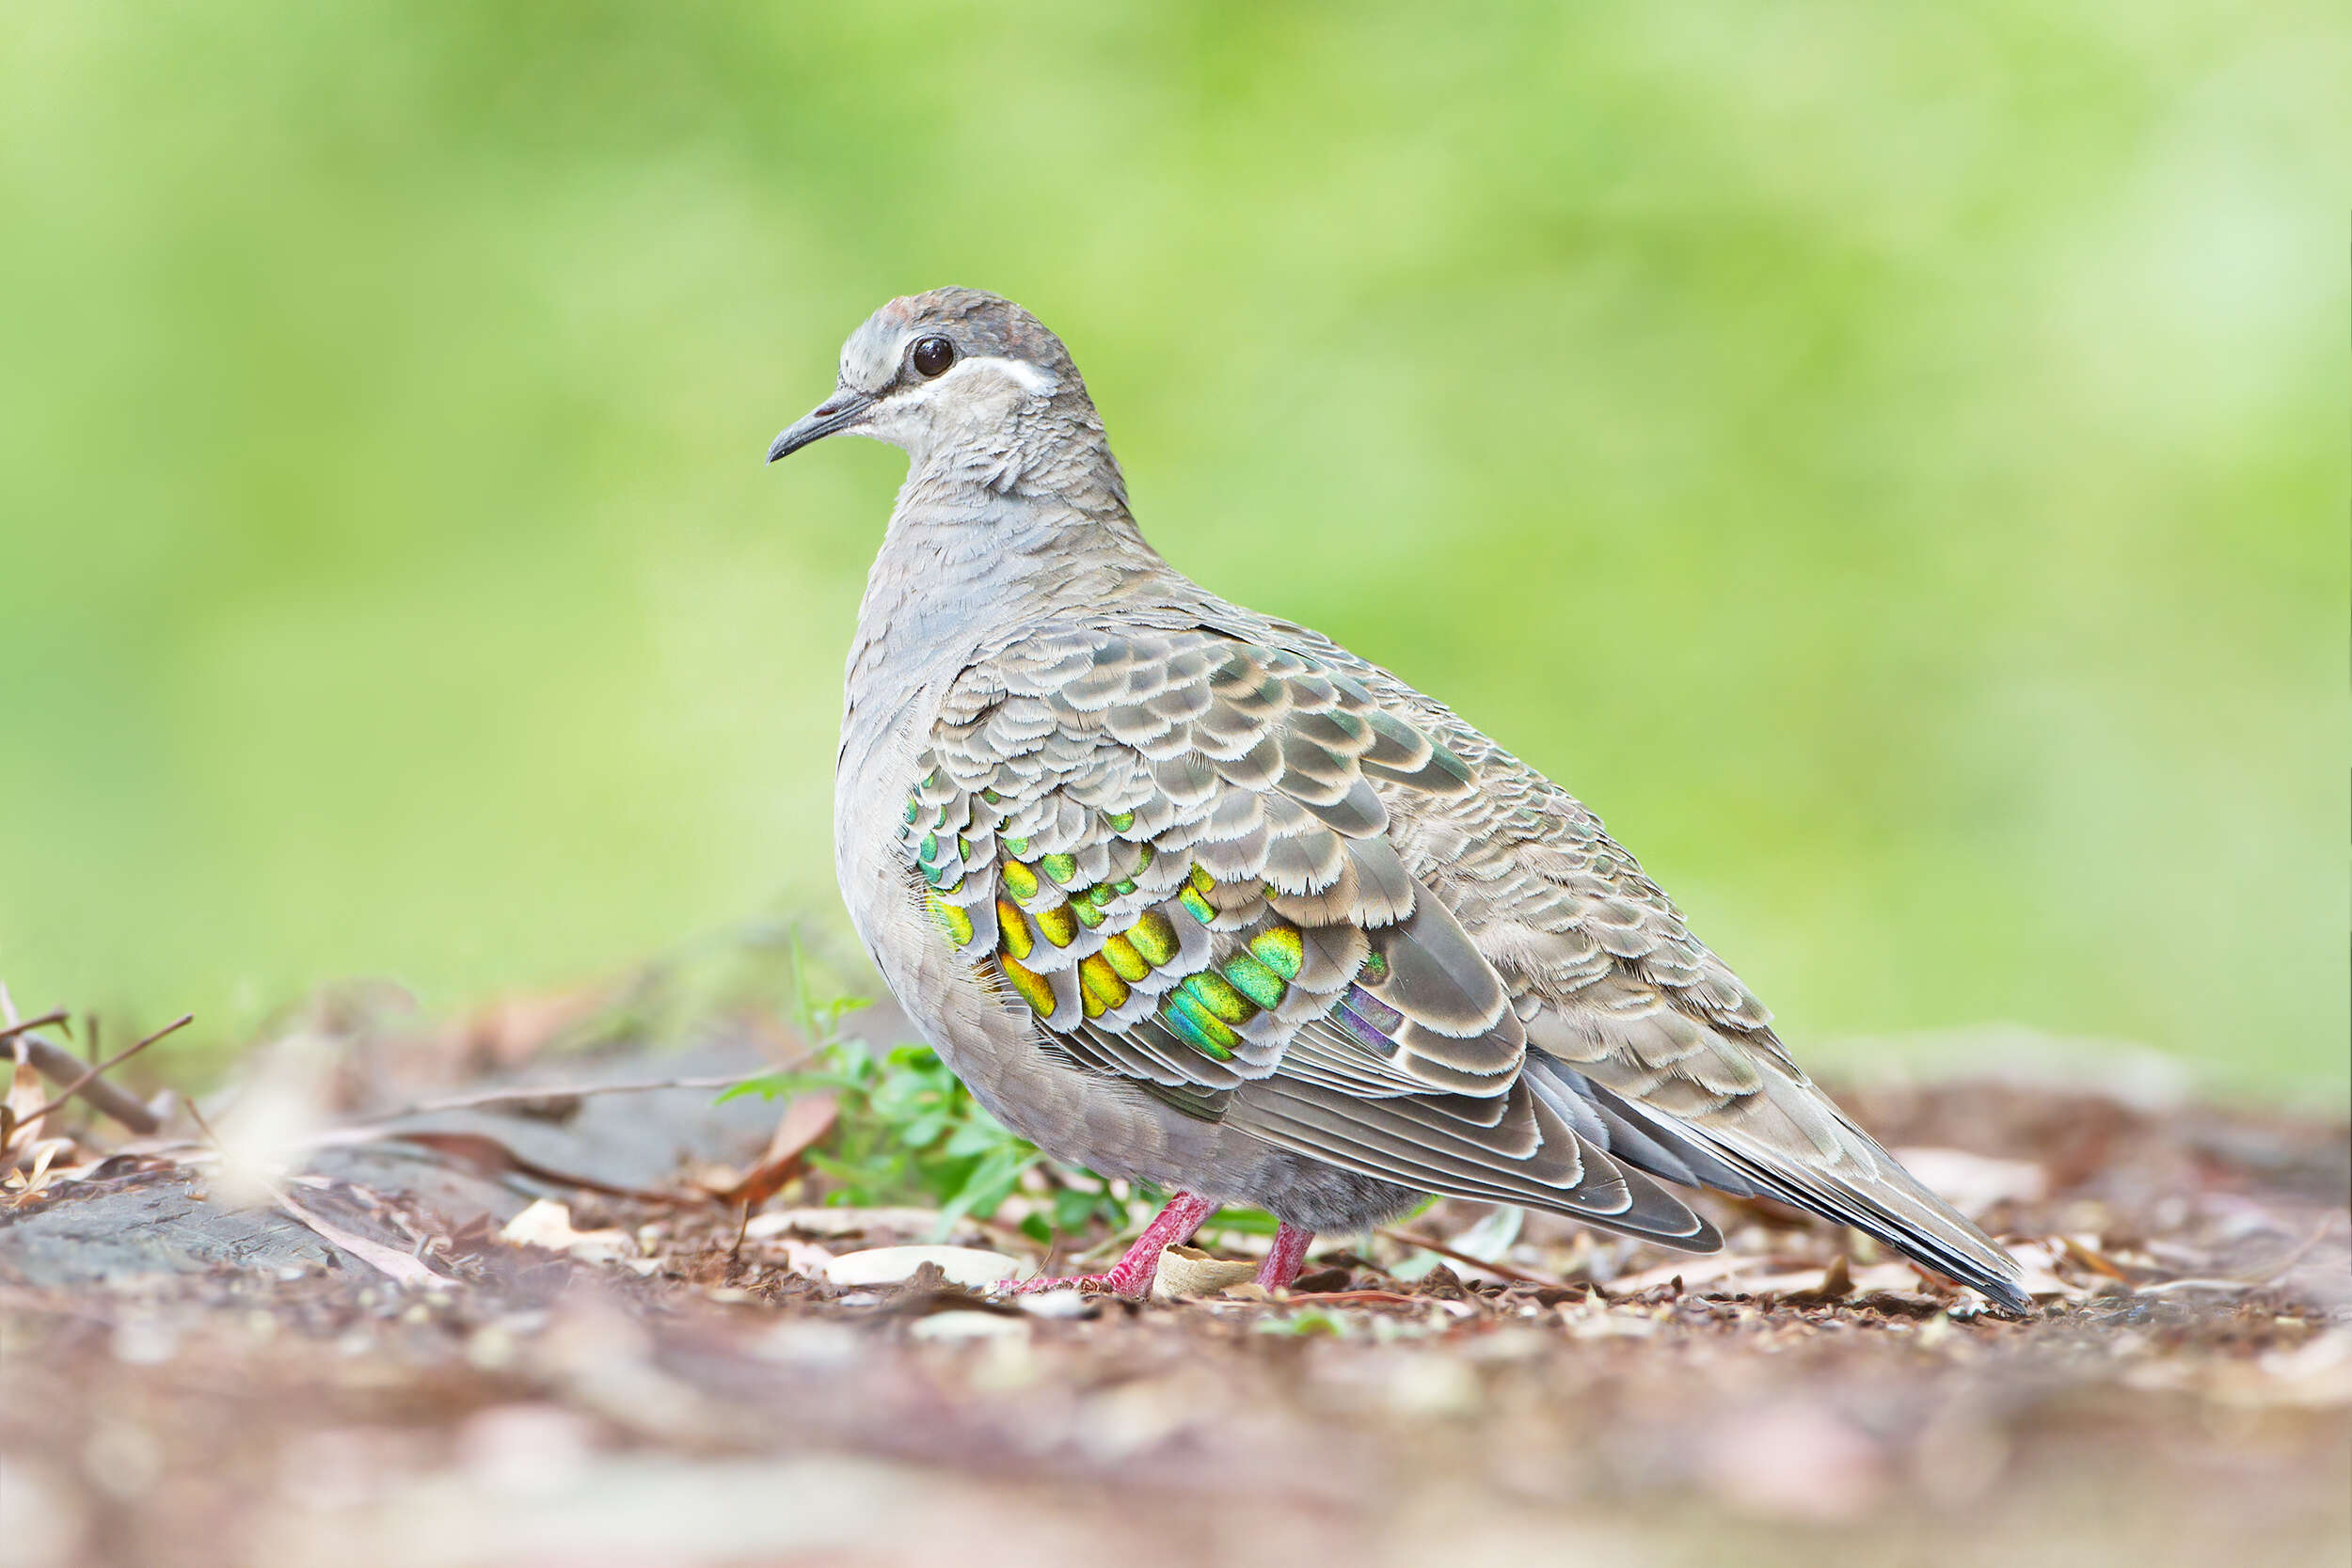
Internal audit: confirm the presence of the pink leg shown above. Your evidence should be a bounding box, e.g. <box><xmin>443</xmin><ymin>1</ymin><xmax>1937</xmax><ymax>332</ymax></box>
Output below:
<box><xmin>997</xmin><ymin>1192</ymin><xmax>1219</xmax><ymax>1297</ymax></box>
<box><xmin>1255</xmin><ymin>1221</ymin><xmax>1315</xmax><ymax>1291</ymax></box>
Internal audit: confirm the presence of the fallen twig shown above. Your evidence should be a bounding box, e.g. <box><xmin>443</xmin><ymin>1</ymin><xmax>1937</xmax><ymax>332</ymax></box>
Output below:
<box><xmin>0</xmin><ymin>1010</ymin><xmax>71</xmax><ymax>1046</ymax></box>
<box><xmin>351</xmin><ymin>1126</ymin><xmax>701</xmax><ymax>1207</ymax></box>
<box><xmin>337</xmin><ymin>1069</ymin><xmax>786</xmax><ymax>1127</ymax></box>
<box><xmin>17</xmin><ymin>1015</ymin><xmax>190</xmax><ymax>1129</ymax></box>
<box><xmin>13</xmin><ymin>1029</ymin><xmax>167</xmax><ymax>1134</ymax></box>
<box><xmin>1279</xmin><ymin>1290</ymin><xmax>1430</xmax><ymax>1307</ymax></box>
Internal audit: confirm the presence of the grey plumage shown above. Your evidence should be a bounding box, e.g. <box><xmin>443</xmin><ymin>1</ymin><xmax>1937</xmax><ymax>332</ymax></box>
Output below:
<box><xmin>769</xmin><ymin>287</ymin><xmax>2028</xmax><ymax>1313</ymax></box>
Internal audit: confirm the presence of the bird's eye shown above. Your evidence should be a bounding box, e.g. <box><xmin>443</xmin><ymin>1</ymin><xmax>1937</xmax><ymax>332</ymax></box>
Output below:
<box><xmin>911</xmin><ymin>336</ymin><xmax>955</xmax><ymax>378</ymax></box>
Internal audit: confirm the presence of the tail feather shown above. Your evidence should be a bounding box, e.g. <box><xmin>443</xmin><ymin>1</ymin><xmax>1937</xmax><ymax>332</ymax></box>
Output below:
<box><xmin>1544</xmin><ymin>1063</ymin><xmax>2031</xmax><ymax>1314</ymax></box>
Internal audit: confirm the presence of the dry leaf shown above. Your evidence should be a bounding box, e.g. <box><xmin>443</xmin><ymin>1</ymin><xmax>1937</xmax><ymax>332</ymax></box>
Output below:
<box><xmin>500</xmin><ymin>1198</ymin><xmax>639</xmax><ymax>1263</ymax></box>
<box><xmin>772</xmin><ymin>1239</ymin><xmax>836</xmax><ymax>1277</ymax></box>
<box><xmin>1151</xmin><ymin>1245</ymin><xmax>1261</xmax><ymax>1301</ymax></box>
<box><xmin>703</xmin><ymin>1091</ymin><xmax>838</xmax><ymax>1210</ymax></box>
<box><xmin>373</xmin><ymin>1128</ymin><xmax>686</xmax><ymax>1206</ymax></box>
<box><xmin>17</xmin><ymin>1138</ymin><xmax>69</xmax><ymax>1190</ymax></box>
<box><xmin>1599</xmin><ymin>1252</ymin><xmax>1759</xmax><ymax>1296</ymax></box>
<box><xmin>742</xmin><ymin>1207</ymin><xmax>964</xmax><ymax>1241</ymax></box>
<box><xmin>273</xmin><ymin>1185</ymin><xmax>453</xmax><ymax>1291</ymax></box>
<box><xmin>4</xmin><ymin>1042</ymin><xmax>48</xmax><ymax>1159</ymax></box>
<box><xmin>2058</xmin><ymin>1234</ymin><xmax>2138</xmax><ymax>1281</ymax></box>
<box><xmin>1446</xmin><ymin>1204</ymin><xmax>1524</xmax><ymax>1262</ymax></box>
<box><xmin>1998</xmin><ymin>1240</ymin><xmax>2085</xmax><ymax>1302</ymax></box>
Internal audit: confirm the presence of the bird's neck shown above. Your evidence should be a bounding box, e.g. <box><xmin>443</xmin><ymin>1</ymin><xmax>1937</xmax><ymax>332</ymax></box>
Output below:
<box><xmin>839</xmin><ymin>447</ymin><xmax>1175</xmax><ymax>768</ymax></box>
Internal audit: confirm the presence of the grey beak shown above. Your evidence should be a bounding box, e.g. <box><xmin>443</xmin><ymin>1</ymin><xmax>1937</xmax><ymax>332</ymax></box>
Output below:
<box><xmin>767</xmin><ymin>388</ymin><xmax>876</xmax><ymax>463</ymax></box>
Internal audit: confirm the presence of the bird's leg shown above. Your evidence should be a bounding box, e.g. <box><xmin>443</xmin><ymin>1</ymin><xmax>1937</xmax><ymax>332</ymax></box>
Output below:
<box><xmin>995</xmin><ymin>1191</ymin><xmax>1218</xmax><ymax>1297</ymax></box>
<box><xmin>1255</xmin><ymin>1221</ymin><xmax>1315</xmax><ymax>1291</ymax></box>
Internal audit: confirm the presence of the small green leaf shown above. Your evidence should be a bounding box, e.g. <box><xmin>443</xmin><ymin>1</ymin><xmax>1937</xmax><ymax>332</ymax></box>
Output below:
<box><xmin>942</xmin><ymin>1120</ymin><xmax>1009</xmax><ymax>1158</ymax></box>
<box><xmin>716</xmin><ymin>1072</ymin><xmax>791</xmax><ymax>1103</ymax></box>
<box><xmin>932</xmin><ymin>1145</ymin><xmax>1041</xmax><ymax>1238</ymax></box>
<box><xmin>1255</xmin><ymin>1307</ymin><xmax>1350</xmax><ymax>1338</ymax></box>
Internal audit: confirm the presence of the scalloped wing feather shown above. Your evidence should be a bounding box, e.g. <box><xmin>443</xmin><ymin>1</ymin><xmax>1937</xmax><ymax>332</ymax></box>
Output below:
<box><xmin>891</xmin><ymin>618</ymin><xmax>2026</xmax><ymax>1292</ymax></box>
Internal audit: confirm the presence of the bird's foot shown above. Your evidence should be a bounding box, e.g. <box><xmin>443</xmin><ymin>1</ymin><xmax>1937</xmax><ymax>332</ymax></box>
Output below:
<box><xmin>993</xmin><ymin>1213</ymin><xmax>1317</xmax><ymax>1297</ymax></box>
<box><xmin>993</xmin><ymin>1269</ymin><xmax>1119</xmax><ymax>1296</ymax></box>
<box><xmin>988</xmin><ymin>1190</ymin><xmax>1220</xmax><ymax>1299</ymax></box>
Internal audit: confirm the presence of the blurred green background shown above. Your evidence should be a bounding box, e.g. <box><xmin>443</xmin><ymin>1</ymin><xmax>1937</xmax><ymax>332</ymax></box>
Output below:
<box><xmin>1</xmin><ymin>2</ymin><xmax>2343</xmax><ymax>1095</ymax></box>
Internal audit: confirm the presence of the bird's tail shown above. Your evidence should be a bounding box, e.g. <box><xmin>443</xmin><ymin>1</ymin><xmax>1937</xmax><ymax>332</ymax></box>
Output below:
<box><xmin>1532</xmin><ymin>1057</ymin><xmax>2031</xmax><ymax>1314</ymax></box>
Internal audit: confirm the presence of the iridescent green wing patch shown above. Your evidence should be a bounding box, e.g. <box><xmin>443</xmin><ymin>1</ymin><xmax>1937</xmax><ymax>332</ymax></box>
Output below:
<box><xmin>894</xmin><ymin>765</ymin><xmax>1001</xmax><ymax>963</ymax></box>
<box><xmin>902</xmin><ymin>626</ymin><xmax>1522</xmax><ymax>1100</ymax></box>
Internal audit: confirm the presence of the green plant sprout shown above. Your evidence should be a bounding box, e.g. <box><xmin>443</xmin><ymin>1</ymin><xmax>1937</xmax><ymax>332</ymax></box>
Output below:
<box><xmin>722</xmin><ymin>935</ymin><xmax>1160</xmax><ymax>1246</ymax></box>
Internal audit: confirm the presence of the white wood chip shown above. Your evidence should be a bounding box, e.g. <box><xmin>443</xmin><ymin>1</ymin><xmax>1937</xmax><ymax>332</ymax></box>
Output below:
<box><xmin>818</xmin><ymin>1246</ymin><xmax>1028</xmax><ymax>1288</ymax></box>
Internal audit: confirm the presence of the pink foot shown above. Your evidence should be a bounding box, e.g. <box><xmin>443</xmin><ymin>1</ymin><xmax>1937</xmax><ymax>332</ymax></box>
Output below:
<box><xmin>1255</xmin><ymin>1221</ymin><xmax>1315</xmax><ymax>1291</ymax></box>
<box><xmin>996</xmin><ymin>1270</ymin><xmax>1118</xmax><ymax>1296</ymax></box>
<box><xmin>993</xmin><ymin>1192</ymin><xmax>1219</xmax><ymax>1298</ymax></box>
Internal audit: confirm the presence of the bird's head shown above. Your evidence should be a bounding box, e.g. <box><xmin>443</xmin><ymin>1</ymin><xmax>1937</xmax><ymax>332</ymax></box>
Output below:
<box><xmin>767</xmin><ymin>287</ymin><xmax>1089</xmax><ymax>467</ymax></box>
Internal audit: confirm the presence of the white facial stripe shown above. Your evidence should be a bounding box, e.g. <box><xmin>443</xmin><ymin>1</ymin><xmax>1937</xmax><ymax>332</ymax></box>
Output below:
<box><xmin>933</xmin><ymin>353</ymin><xmax>1060</xmax><ymax>399</ymax></box>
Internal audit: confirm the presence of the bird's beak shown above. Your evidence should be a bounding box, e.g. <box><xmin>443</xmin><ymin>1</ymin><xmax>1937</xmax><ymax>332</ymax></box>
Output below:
<box><xmin>766</xmin><ymin>388</ymin><xmax>876</xmax><ymax>463</ymax></box>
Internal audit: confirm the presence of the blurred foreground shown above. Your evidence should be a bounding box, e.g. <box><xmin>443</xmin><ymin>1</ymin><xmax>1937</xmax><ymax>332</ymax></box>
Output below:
<box><xmin>3</xmin><ymin>982</ymin><xmax>2345</xmax><ymax>1568</ymax></box>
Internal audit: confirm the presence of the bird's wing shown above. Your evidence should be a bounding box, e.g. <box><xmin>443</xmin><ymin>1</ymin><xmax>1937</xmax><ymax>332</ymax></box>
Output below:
<box><xmin>1258</xmin><ymin>617</ymin><xmax>2028</xmax><ymax>1309</ymax></box>
<box><xmin>901</xmin><ymin>622</ymin><xmax>1714</xmax><ymax>1247</ymax></box>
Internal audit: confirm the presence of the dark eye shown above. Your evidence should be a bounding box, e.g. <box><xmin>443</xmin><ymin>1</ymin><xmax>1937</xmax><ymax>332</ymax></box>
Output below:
<box><xmin>911</xmin><ymin>336</ymin><xmax>955</xmax><ymax>378</ymax></box>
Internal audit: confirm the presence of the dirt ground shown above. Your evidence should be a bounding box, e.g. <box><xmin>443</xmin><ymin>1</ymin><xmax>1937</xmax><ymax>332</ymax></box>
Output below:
<box><xmin>3</xmin><ymin>1006</ymin><xmax>2346</xmax><ymax>1568</ymax></box>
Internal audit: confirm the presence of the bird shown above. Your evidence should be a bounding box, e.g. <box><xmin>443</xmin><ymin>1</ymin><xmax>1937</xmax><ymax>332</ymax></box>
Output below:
<box><xmin>767</xmin><ymin>286</ymin><xmax>2029</xmax><ymax>1314</ymax></box>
